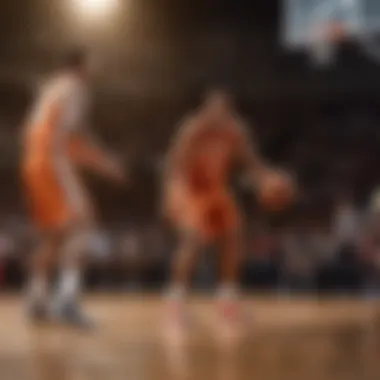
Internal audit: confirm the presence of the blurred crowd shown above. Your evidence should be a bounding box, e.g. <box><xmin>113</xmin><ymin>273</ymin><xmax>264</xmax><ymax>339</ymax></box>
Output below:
<box><xmin>0</xmin><ymin>190</ymin><xmax>380</xmax><ymax>296</ymax></box>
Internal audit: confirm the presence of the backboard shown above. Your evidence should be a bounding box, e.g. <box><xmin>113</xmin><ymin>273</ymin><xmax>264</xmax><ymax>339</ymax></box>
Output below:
<box><xmin>282</xmin><ymin>0</ymin><xmax>380</xmax><ymax>65</ymax></box>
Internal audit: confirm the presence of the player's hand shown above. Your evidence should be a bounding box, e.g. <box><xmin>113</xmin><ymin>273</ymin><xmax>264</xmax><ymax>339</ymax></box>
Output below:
<box><xmin>105</xmin><ymin>157</ymin><xmax>128</xmax><ymax>184</ymax></box>
<box><xmin>240</xmin><ymin>166</ymin><xmax>276</xmax><ymax>190</ymax></box>
<box><xmin>258</xmin><ymin>168</ymin><xmax>295</xmax><ymax>211</ymax></box>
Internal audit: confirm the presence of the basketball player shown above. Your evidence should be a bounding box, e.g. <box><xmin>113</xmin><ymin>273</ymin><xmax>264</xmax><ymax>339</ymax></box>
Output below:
<box><xmin>22</xmin><ymin>49</ymin><xmax>124</xmax><ymax>327</ymax></box>
<box><xmin>163</xmin><ymin>90</ymin><xmax>292</xmax><ymax>322</ymax></box>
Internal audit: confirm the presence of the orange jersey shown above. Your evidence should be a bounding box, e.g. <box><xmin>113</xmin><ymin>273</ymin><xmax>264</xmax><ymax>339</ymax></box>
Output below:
<box><xmin>168</xmin><ymin>112</ymin><xmax>244</xmax><ymax>192</ymax></box>
<box><xmin>22</xmin><ymin>72</ymin><xmax>92</xmax><ymax>231</ymax></box>
<box><xmin>165</xmin><ymin>112</ymin><xmax>244</xmax><ymax>239</ymax></box>
<box><xmin>183</xmin><ymin>125</ymin><xmax>240</xmax><ymax>193</ymax></box>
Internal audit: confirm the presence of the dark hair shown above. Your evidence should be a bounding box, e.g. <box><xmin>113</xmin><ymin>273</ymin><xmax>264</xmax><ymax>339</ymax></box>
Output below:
<box><xmin>203</xmin><ymin>88</ymin><xmax>234</xmax><ymax>105</ymax></box>
<box><xmin>61</xmin><ymin>47</ymin><xmax>88</xmax><ymax>70</ymax></box>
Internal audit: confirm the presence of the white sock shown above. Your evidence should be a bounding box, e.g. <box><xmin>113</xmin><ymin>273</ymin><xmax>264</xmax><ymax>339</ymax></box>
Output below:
<box><xmin>27</xmin><ymin>275</ymin><xmax>48</xmax><ymax>306</ymax></box>
<box><xmin>165</xmin><ymin>284</ymin><xmax>186</xmax><ymax>301</ymax></box>
<box><xmin>55</xmin><ymin>269</ymin><xmax>81</xmax><ymax>306</ymax></box>
<box><xmin>216</xmin><ymin>283</ymin><xmax>239</xmax><ymax>301</ymax></box>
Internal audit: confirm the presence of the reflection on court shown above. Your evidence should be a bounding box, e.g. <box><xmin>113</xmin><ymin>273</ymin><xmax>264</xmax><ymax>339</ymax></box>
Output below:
<box><xmin>0</xmin><ymin>296</ymin><xmax>379</xmax><ymax>380</ymax></box>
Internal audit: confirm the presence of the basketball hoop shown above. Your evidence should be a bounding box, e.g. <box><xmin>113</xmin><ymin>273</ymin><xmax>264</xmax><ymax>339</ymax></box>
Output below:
<box><xmin>309</xmin><ymin>38</ymin><xmax>335</xmax><ymax>66</ymax></box>
<box><xmin>308</xmin><ymin>21</ymin><xmax>348</xmax><ymax>66</ymax></box>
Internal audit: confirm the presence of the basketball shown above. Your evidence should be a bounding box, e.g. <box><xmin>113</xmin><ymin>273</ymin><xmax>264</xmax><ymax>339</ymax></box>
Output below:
<box><xmin>258</xmin><ymin>170</ymin><xmax>295</xmax><ymax>211</ymax></box>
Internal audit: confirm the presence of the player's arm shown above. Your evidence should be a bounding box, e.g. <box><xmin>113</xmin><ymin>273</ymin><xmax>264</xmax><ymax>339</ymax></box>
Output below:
<box><xmin>68</xmin><ymin>130</ymin><xmax>125</xmax><ymax>183</ymax></box>
<box><xmin>236</xmin><ymin>120</ymin><xmax>295</xmax><ymax>207</ymax></box>
<box><xmin>60</xmin><ymin>83</ymin><xmax>124</xmax><ymax>182</ymax></box>
<box><xmin>163</xmin><ymin>115</ymin><xmax>197</xmax><ymax>181</ymax></box>
<box><xmin>235</xmin><ymin>120</ymin><xmax>269</xmax><ymax>183</ymax></box>
<box><xmin>161</xmin><ymin>116</ymin><xmax>197</xmax><ymax>218</ymax></box>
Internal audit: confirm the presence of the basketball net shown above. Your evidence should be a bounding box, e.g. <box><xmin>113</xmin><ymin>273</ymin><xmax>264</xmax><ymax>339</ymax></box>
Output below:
<box><xmin>308</xmin><ymin>21</ymin><xmax>348</xmax><ymax>67</ymax></box>
<box><xmin>309</xmin><ymin>38</ymin><xmax>335</xmax><ymax>66</ymax></box>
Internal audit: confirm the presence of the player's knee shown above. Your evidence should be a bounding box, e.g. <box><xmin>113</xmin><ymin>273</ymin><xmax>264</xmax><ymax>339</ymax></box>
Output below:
<box><xmin>33</xmin><ymin>251</ymin><xmax>51</xmax><ymax>271</ymax></box>
<box><xmin>72</xmin><ymin>227</ymin><xmax>94</xmax><ymax>253</ymax></box>
<box><xmin>222</xmin><ymin>227</ymin><xmax>242</xmax><ymax>250</ymax></box>
<box><xmin>181</xmin><ymin>227</ymin><xmax>205</xmax><ymax>249</ymax></box>
<box><xmin>61</xmin><ymin>227</ymin><xmax>94</xmax><ymax>265</ymax></box>
<box><xmin>32</xmin><ymin>231</ymin><xmax>63</xmax><ymax>267</ymax></box>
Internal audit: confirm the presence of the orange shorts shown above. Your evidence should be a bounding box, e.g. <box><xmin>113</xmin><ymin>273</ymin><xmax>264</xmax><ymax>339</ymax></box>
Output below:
<box><xmin>166</xmin><ymin>181</ymin><xmax>241</xmax><ymax>241</ymax></box>
<box><xmin>22</xmin><ymin>156</ymin><xmax>89</xmax><ymax>232</ymax></box>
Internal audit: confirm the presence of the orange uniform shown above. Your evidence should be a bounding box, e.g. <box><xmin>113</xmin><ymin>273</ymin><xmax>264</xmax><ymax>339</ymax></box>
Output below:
<box><xmin>22</xmin><ymin>73</ymin><xmax>95</xmax><ymax>231</ymax></box>
<box><xmin>165</xmin><ymin>114</ymin><xmax>244</xmax><ymax>241</ymax></box>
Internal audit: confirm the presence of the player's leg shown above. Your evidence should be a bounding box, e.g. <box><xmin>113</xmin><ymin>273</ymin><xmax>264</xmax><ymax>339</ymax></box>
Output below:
<box><xmin>52</xmin><ymin>223</ymin><xmax>94</xmax><ymax>327</ymax></box>
<box><xmin>167</xmin><ymin>228</ymin><xmax>204</xmax><ymax>297</ymax></box>
<box><xmin>26</xmin><ymin>231</ymin><xmax>63</xmax><ymax>321</ymax></box>
<box><xmin>165</xmin><ymin>228</ymin><xmax>204</xmax><ymax>322</ymax></box>
<box><xmin>216</xmin><ymin>210</ymin><xmax>243</xmax><ymax>320</ymax></box>
<box><xmin>49</xmin><ymin>159</ymin><xmax>97</xmax><ymax>327</ymax></box>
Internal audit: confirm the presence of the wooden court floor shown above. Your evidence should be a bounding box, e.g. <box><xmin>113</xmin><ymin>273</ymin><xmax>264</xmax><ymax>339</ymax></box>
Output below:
<box><xmin>0</xmin><ymin>295</ymin><xmax>379</xmax><ymax>380</ymax></box>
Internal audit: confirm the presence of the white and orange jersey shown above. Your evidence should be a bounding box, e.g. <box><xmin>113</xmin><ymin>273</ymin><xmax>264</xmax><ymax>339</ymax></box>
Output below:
<box><xmin>21</xmin><ymin>72</ymin><xmax>93</xmax><ymax>230</ymax></box>
<box><xmin>23</xmin><ymin>71</ymin><xmax>89</xmax><ymax>164</ymax></box>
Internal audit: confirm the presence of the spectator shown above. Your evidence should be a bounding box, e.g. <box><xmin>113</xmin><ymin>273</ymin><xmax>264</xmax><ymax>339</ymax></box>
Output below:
<box><xmin>359</xmin><ymin>193</ymin><xmax>380</xmax><ymax>297</ymax></box>
<box><xmin>332</xmin><ymin>195</ymin><xmax>362</xmax><ymax>250</ymax></box>
<box><xmin>119</xmin><ymin>229</ymin><xmax>143</xmax><ymax>290</ymax></box>
<box><xmin>279</xmin><ymin>225</ymin><xmax>322</xmax><ymax>293</ymax></box>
